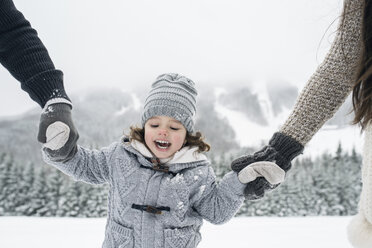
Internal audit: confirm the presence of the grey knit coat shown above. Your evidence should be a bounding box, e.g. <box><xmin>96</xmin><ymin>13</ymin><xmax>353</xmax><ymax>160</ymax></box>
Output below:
<box><xmin>43</xmin><ymin>139</ymin><xmax>245</xmax><ymax>248</ymax></box>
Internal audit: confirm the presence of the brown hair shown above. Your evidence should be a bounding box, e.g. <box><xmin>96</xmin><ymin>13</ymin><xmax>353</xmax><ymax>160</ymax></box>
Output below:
<box><xmin>127</xmin><ymin>126</ymin><xmax>211</xmax><ymax>153</ymax></box>
<box><xmin>352</xmin><ymin>0</ymin><xmax>372</xmax><ymax>130</ymax></box>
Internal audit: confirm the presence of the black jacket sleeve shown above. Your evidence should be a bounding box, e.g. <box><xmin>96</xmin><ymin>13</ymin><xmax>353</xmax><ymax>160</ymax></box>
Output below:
<box><xmin>0</xmin><ymin>0</ymin><xmax>70</xmax><ymax>108</ymax></box>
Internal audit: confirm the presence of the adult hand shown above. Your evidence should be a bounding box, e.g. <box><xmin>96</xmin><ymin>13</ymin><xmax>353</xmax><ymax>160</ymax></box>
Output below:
<box><xmin>38</xmin><ymin>103</ymin><xmax>79</xmax><ymax>162</ymax></box>
<box><xmin>231</xmin><ymin>132</ymin><xmax>304</xmax><ymax>200</ymax></box>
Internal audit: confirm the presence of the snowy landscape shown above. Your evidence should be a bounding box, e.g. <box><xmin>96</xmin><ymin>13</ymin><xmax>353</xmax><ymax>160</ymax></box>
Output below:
<box><xmin>0</xmin><ymin>75</ymin><xmax>363</xmax><ymax>248</ymax></box>
<box><xmin>0</xmin><ymin>216</ymin><xmax>354</xmax><ymax>248</ymax></box>
<box><xmin>0</xmin><ymin>0</ymin><xmax>362</xmax><ymax>247</ymax></box>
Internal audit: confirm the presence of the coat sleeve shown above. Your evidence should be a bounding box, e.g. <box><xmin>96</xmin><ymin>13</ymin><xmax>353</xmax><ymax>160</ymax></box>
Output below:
<box><xmin>193</xmin><ymin>167</ymin><xmax>246</xmax><ymax>225</ymax></box>
<box><xmin>280</xmin><ymin>0</ymin><xmax>364</xmax><ymax>146</ymax></box>
<box><xmin>0</xmin><ymin>0</ymin><xmax>70</xmax><ymax>107</ymax></box>
<box><xmin>42</xmin><ymin>142</ymin><xmax>120</xmax><ymax>185</ymax></box>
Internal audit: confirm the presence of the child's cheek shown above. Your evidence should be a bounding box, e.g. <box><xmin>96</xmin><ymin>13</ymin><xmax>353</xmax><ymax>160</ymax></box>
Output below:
<box><xmin>173</xmin><ymin>134</ymin><xmax>185</xmax><ymax>148</ymax></box>
<box><xmin>144</xmin><ymin>132</ymin><xmax>153</xmax><ymax>148</ymax></box>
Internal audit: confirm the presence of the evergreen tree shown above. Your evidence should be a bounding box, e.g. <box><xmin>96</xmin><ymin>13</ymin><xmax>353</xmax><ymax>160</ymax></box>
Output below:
<box><xmin>0</xmin><ymin>153</ymin><xmax>8</xmax><ymax>215</ymax></box>
<box><xmin>14</xmin><ymin>162</ymin><xmax>36</xmax><ymax>215</ymax></box>
<box><xmin>0</xmin><ymin>155</ymin><xmax>18</xmax><ymax>215</ymax></box>
<box><xmin>0</xmin><ymin>144</ymin><xmax>364</xmax><ymax>217</ymax></box>
<box><xmin>335</xmin><ymin>142</ymin><xmax>343</xmax><ymax>161</ymax></box>
<box><xmin>46</xmin><ymin>168</ymin><xmax>65</xmax><ymax>216</ymax></box>
<box><xmin>28</xmin><ymin>166</ymin><xmax>50</xmax><ymax>216</ymax></box>
<box><xmin>78</xmin><ymin>183</ymin><xmax>92</xmax><ymax>217</ymax></box>
<box><xmin>59</xmin><ymin>181</ymin><xmax>81</xmax><ymax>217</ymax></box>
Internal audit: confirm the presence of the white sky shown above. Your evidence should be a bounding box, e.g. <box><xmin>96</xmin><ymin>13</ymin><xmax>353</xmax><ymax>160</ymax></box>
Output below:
<box><xmin>0</xmin><ymin>0</ymin><xmax>343</xmax><ymax>116</ymax></box>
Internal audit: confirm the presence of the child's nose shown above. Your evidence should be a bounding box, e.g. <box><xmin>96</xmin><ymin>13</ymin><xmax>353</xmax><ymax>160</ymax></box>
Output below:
<box><xmin>158</xmin><ymin>129</ymin><xmax>168</xmax><ymax>136</ymax></box>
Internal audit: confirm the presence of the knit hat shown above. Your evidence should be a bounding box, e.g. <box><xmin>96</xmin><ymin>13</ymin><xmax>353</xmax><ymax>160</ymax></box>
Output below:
<box><xmin>141</xmin><ymin>73</ymin><xmax>197</xmax><ymax>133</ymax></box>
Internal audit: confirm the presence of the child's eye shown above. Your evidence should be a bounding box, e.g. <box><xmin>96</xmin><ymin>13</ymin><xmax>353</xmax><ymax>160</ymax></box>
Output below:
<box><xmin>170</xmin><ymin>127</ymin><xmax>179</xmax><ymax>131</ymax></box>
<box><xmin>150</xmin><ymin>124</ymin><xmax>159</xmax><ymax>128</ymax></box>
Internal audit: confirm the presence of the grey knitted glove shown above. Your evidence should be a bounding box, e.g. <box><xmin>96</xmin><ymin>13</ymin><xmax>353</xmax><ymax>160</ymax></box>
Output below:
<box><xmin>231</xmin><ymin>132</ymin><xmax>304</xmax><ymax>200</ymax></box>
<box><xmin>38</xmin><ymin>103</ymin><xmax>79</xmax><ymax>162</ymax></box>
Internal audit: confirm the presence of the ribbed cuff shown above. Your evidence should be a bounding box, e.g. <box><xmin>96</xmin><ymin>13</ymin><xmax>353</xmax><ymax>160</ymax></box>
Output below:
<box><xmin>21</xmin><ymin>69</ymin><xmax>71</xmax><ymax>108</ymax></box>
<box><xmin>42</xmin><ymin>98</ymin><xmax>73</xmax><ymax>112</ymax></box>
<box><xmin>44</xmin><ymin>102</ymin><xmax>72</xmax><ymax>115</ymax></box>
<box><xmin>269</xmin><ymin>132</ymin><xmax>304</xmax><ymax>162</ymax></box>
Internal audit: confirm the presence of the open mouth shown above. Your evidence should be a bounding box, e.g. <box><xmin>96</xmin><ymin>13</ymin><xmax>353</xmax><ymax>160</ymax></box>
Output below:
<box><xmin>154</xmin><ymin>140</ymin><xmax>171</xmax><ymax>150</ymax></box>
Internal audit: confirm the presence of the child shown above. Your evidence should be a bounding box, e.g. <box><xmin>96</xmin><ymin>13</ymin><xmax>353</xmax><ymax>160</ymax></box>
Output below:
<box><xmin>41</xmin><ymin>73</ymin><xmax>284</xmax><ymax>248</ymax></box>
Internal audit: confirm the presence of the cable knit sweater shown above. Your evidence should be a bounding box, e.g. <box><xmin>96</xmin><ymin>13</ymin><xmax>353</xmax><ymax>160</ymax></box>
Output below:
<box><xmin>277</xmin><ymin>0</ymin><xmax>372</xmax><ymax>246</ymax></box>
<box><xmin>42</xmin><ymin>139</ymin><xmax>246</xmax><ymax>248</ymax></box>
<box><xmin>360</xmin><ymin>126</ymin><xmax>372</xmax><ymax>222</ymax></box>
<box><xmin>0</xmin><ymin>0</ymin><xmax>70</xmax><ymax>107</ymax></box>
<box><xmin>280</xmin><ymin>0</ymin><xmax>363</xmax><ymax>145</ymax></box>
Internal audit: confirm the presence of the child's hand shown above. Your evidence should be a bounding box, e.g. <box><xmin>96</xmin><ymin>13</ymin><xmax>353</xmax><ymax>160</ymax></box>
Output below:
<box><xmin>231</xmin><ymin>132</ymin><xmax>303</xmax><ymax>200</ymax></box>
<box><xmin>238</xmin><ymin>161</ymin><xmax>285</xmax><ymax>185</ymax></box>
<box><xmin>38</xmin><ymin>103</ymin><xmax>79</xmax><ymax>162</ymax></box>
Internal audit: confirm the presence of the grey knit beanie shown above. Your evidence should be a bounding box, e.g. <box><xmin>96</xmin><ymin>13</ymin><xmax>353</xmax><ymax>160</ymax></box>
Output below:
<box><xmin>141</xmin><ymin>73</ymin><xmax>197</xmax><ymax>133</ymax></box>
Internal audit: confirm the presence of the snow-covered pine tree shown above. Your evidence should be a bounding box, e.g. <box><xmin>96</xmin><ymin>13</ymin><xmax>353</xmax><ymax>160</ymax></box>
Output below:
<box><xmin>14</xmin><ymin>162</ymin><xmax>36</xmax><ymax>216</ymax></box>
<box><xmin>46</xmin><ymin>168</ymin><xmax>65</xmax><ymax>216</ymax></box>
<box><xmin>28</xmin><ymin>166</ymin><xmax>50</xmax><ymax>216</ymax></box>
<box><xmin>0</xmin><ymin>155</ymin><xmax>18</xmax><ymax>215</ymax></box>
<box><xmin>60</xmin><ymin>181</ymin><xmax>81</xmax><ymax>217</ymax></box>
<box><xmin>78</xmin><ymin>183</ymin><xmax>92</xmax><ymax>217</ymax></box>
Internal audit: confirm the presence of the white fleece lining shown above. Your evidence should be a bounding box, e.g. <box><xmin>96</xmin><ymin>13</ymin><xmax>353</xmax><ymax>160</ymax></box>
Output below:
<box><xmin>130</xmin><ymin>140</ymin><xmax>207</xmax><ymax>165</ymax></box>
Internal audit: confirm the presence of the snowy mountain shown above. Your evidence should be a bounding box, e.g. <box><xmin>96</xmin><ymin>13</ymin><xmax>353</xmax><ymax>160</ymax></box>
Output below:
<box><xmin>0</xmin><ymin>81</ymin><xmax>360</xmax><ymax>165</ymax></box>
<box><xmin>213</xmin><ymin>81</ymin><xmax>361</xmax><ymax>157</ymax></box>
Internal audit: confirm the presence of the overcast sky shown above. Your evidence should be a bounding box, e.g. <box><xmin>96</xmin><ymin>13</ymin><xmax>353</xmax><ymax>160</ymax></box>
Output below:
<box><xmin>0</xmin><ymin>0</ymin><xmax>342</xmax><ymax>116</ymax></box>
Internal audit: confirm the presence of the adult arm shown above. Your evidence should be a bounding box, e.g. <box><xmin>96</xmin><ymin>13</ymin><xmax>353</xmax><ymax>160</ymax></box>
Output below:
<box><xmin>280</xmin><ymin>0</ymin><xmax>364</xmax><ymax>145</ymax></box>
<box><xmin>0</xmin><ymin>1</ymin><xmax>80</xmax><ymax>151</ymax></box>
<box><xmin>0</xmin><ymin>0</ymin><xmax>70</xmax><ymax>108</ymax></box>
<box><xmin>232</xmin><ymin>0</ymin><xmax>364</xmax><ymax>199</ymax></box>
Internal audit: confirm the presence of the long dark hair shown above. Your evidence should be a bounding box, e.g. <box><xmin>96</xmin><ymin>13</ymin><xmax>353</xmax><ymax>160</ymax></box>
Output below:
<box><xmin>352</xmin><ymin>0</ymin><xmax>372</xmax><ymax>130</ymax></box>
<box><xmin>127</xmin><ymin>126</ymin><xmax>211</xmax><ymax>153</ymax></box>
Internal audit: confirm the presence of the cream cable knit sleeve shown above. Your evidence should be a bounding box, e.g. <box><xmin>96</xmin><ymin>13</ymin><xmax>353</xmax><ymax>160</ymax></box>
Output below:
<box><xmin>360</xmin><ymin>124</ymin><xmax>372</xmax><ymax>222</ymax></box>
<box><xmin>280</xmin><ymin>0</ymin><xmax>364</xmax><ymax>146</ymax></box>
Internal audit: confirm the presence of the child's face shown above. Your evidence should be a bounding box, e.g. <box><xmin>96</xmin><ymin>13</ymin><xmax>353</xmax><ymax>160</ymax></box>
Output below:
<box><xmin>144</xmin><ymin>116</ymin><xmax>187</xmax><ymax>159</ymax></box>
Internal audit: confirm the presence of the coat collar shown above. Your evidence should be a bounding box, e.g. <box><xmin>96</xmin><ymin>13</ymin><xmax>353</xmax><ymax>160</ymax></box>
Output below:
<box><xmin>121</xmin><ymin>137</ymin><xmax>209</xmax><ymax>173</ymax></box>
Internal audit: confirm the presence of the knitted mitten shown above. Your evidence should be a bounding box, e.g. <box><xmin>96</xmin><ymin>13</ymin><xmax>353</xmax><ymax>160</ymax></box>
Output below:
<box><xmin>38</xmin><ymin>103</ymin><xmax>79</xmax><ymax>162</ymax></box>
<box><xmin>231</xmin><ymin>132</ymin><xmax>304</xmax><ymax>199</ymax></box>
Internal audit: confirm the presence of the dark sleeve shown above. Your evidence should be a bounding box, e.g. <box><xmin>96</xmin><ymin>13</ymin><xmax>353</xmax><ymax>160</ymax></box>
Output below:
<box><xmin>0</xmin><ymin>0</ymin><xmax>70</xmax><ymax>108</ymax></box>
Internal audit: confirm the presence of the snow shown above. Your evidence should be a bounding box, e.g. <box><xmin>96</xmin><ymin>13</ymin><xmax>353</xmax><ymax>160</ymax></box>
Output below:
<box><xmin>304</xmin><ymin>125</ymin><xmax>363</xmax><ymax>158</ymax></box>
<box><xmin>131</xmin><ymin>93</ymin><xmax>141</xmax><ymax>111</ymax></box>
<box><xmin>170</xmin><ymin>173</ymin><xmax>185</xmax><ymax>184</ymax></box>
<box><xmin>0</xmin><ymin>216</ymin><xmax>353</xmax><ymax>247</ymax></box>
<box><xmin>114</xmin><ymin>106</ymin><xmax>130</xmax><ymax>116</ymax></box>
<box><xmin>46</xmin><ymin>105</ymin><xmax>55</xmax><ymax>114</ymax></box>
<box><xmin>177</xmin><ymin>201</ymin><xmax>185</xmax><ymax>210</ymax></box>
<box><xmin>214</xmin><ymin>85</ymin><xmax>295</xmax><ymax>148</ymax></box>
<box><xmin>214</xmin><ymin>85</ymin><xmax>363</xmax><ymax>158</ymax></box>
<box><xmin>199</xmin><ymin>185</ymin><xmax>206</xmax><ymax>196</ymax></box>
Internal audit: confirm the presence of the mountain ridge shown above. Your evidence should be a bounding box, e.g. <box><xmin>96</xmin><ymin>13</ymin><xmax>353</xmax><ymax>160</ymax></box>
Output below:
<box><xmin>0</xmin><ymin>82</ymin><xmax>356</xmax><ymax>164</ymax></box>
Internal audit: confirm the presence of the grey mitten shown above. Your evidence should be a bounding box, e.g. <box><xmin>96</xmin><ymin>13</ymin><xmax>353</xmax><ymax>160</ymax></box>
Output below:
<box><xmin>38</xmin><ymin>103</ymin><xmax>79</xmax><ymax>162</ymax></box>
<box><xmin>231</xmin><ymin>132</ymin><xmax>304</xmax><ymax>200</ymax></box>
